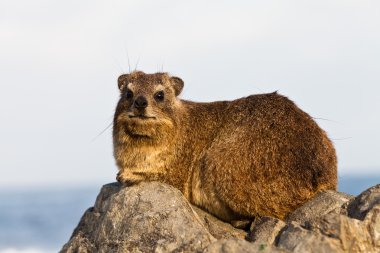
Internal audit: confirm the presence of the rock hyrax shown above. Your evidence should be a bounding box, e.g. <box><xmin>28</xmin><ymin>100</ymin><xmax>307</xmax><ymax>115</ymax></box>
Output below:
<box><xmin>113</xmin><ymin>71</ymin><xmax>337</xmax><ymax>221</ymax></box>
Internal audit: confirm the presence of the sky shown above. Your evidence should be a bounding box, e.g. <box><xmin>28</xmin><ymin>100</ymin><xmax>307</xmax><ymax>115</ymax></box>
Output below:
<box><xmin>0</xmin><ymin>0</ymin><xmax>379</xmax><ymax>188</ymax></box>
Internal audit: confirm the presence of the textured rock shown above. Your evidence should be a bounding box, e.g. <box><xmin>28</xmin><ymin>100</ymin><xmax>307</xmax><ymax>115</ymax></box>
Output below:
<box><xmin>366</xmin><ymin>205</ymin><xmax>380</xmax><ymax>248</ymax></box>
<box><xmin>60</xmin><ymin>182</ymin><xmax>216</xmax><ymax>253</ymax></box>
<box><xmin>277</xmin><ymin>201</ymin><xmax>380</xmax><ymax>253</ymax></box>
<box><xmin>286</xmin><ymin>190</ymin><xmax>352</xmax><ymax>225</ymax></box>
<box><xmin>308</xmin><ymin>211</ymin><xmax>379</xmax><ymax>252</ymax></box>
<box><xmin>61</xmin><ymin>182</ymin><xmax>380</xmax><ymax>253</ymax></box>
<box><xmin>279</xmin><ymin>185</ymin><xmax>380</xmax><ymax>253</ymax></box>
<box><xmin>248</xmin><ymin>217</ymin><xmax>286</xmax><ymax>245</ymax></box>
<box><xmin>276</xmin><ymin>223</ymin><xmax>342</xmax><ymax>253</ymax></box>
<box><xmin>347</xmin><ymin>184</ymin><xmax>380</xmax><ymax>220</ymax></box>
<box><xmin>204</xmin><ymin>239</ymin><xmax>287</xmax><ymax>253</ymax></box>
<box><xmin>191</xmin><ymin>205</ymin><xmax>247</xmax><ymax>240</ymax></box>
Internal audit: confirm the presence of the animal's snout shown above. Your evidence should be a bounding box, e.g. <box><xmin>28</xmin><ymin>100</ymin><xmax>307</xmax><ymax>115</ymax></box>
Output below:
<box><xmin>134</xmin><ymin>96</ymin><xmax>148</xmax><ymax>109</ymax></box>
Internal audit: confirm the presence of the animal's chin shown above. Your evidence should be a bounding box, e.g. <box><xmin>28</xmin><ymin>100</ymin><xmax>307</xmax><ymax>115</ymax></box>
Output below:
<box><xmin>123</xmin><ymin>116</ymin><xmax>158</xmax><ymax>137</ymax></box>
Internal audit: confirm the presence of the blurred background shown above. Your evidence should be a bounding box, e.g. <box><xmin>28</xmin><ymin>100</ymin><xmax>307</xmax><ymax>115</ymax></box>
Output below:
<box><xmin>1</xmin><ymin>0</ymin><xmax>379</xmax><ymax>252</ymax></box>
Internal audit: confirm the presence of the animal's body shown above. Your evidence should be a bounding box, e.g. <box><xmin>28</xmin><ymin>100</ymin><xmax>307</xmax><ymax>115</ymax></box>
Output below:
<box><xmin>113</xmin><ymin>71</ymin><xmax>337</xmax><ymax>221</ymax></box>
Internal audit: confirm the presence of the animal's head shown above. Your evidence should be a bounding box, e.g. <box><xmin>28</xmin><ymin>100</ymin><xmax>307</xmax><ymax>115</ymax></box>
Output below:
<box><xmin>113</xmin><ymin>71</ymin><xmax>184</xmax><ymax>143</ymax></box>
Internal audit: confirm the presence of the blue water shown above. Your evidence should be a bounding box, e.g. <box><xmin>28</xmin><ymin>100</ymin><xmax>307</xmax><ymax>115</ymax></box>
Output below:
<box><xmin>0</xmin><ymin>186</ymin><xmax>99</xmax><ymax>252</ymax></box>
<box><xmin>0</xmin><ymin>175</ymin><xmax>379</xmax><ymax>252</ymax></box>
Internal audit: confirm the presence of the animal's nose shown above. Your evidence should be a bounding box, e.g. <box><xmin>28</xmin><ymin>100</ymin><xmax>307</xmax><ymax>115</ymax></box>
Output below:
<box><xmin>134</xmin><ymin>96</ymin><xmax>148</xmax><ymax>109</ymax></box>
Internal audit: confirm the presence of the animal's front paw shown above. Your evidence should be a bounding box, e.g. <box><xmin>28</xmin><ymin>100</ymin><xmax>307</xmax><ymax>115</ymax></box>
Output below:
<box><xmin>116</xmin><ymin>171</ymin><xmax>124</xmax><ymax>183</ymax></box>
<box><xmin>116</xmin><ymin>171</ymin><xmax>144</xmax><ymax>186</ymax></box>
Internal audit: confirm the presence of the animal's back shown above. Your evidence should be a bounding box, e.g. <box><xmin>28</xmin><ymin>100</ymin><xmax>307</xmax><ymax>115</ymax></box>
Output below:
<box><xmin>189</xmin><ymin>92</ymin><xmax>337</xmax><ymax>220</ymax></box>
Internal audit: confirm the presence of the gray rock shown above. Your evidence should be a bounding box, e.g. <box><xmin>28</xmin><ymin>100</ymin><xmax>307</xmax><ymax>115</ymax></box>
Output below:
<box><xmin>277</xmin><ymin>186</ymin><xmax>380</xmax><ymax>253</ymax></box>
<box><xmin>248</xmin><ymin>217</ymin><xmax>286</xmax><ymax>245</ymax></box>
<box><xmin>204</xmin><ymin>239</ymin><xmax>287</xmax><ymax>253</ymax></box>
<box><xmin>347</xmin><ymin>184</ymin><xmax>380</xmax><ymax>220</ymax></box>
<box><xmin>276</xmin><ymin>222</ymin><xmax>342</xmax><ymax>253</ymax></box>
<box><xmin>60</xmin><ymin>182</ymin><xmax>380</xmax><ymax>253</ymax></box>
<box><xmin>93</xmin><ymin>182</ymin><xmax>121</xmax><ymax>212</ymax></box>
<box><xmin>286</xmin><ymin>190</ymin><xmax>352</xmax><ymax>226</ymax></box>
<box><xmin>191</xmin><ymin>205</ymin><xmax>247</xmax><ymax>240</ymax></box>
<box><xmin>366</xmin><ymin>204</ymin><xmax>380</xmax><ymax>248</ymax></box>
<box><xmin>307</xmin><ymin>209</ymin><xmax>380</xmax><ymax>252</ymax></box>
<box><xmin>60</xmin><ymin>182</ymin><xmax>216</xmax><ymax>253</ymax></box>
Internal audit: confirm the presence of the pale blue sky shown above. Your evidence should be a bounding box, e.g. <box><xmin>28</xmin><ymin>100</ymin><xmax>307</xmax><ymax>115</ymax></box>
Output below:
<box><xmin>1</xmin><ymin>0</ymin><xmax>379</xmax><ymax>188</ymax></box>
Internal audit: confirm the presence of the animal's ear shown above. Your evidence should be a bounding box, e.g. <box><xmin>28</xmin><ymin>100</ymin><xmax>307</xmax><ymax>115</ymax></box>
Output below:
<box><xmin>118</xmin><ymin>74</ymin><xmax>129</xmax><ymax>90</ymax></box>
<box><xmin>170</xmin><ymin>76</ymin><xmax>184</xmax><ymax>96</ymax></box>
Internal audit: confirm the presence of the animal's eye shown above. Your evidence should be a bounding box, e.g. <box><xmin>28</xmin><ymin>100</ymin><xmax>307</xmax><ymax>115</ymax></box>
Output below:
<box><xmin>154</xmin><ymin>91</ymin><xmax>165</xmax><ymax>101</ymax></box>
<box><xmin>125</xmin><ymin>89</ymin><xmax>133</xmax><ymax>99</ymax></box>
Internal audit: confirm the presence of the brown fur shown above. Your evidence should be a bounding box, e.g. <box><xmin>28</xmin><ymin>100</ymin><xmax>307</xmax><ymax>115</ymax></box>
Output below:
<box><xmin>113</xmin><ymin>71</ymin><xmax>337</xmax><ymax>221</ymax></box>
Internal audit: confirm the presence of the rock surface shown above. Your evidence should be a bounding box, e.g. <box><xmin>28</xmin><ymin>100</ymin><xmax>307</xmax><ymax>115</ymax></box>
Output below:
<box><xmin>347</xmin><ymin>184</ymin><xmax>380</xmax><ymax>220</ymax></box>
<box><xmin>204</xmin><ymin>239</ymin><xmax>287</xmax><ymax>253</ymax></box>
<box><xmin>61</xmin><ymin>183</ymin><xmax>380</xmax><ymax>253</ymax></box>
<box><xmin>60</xmin><ymin>182</ymin><xmax>216</xmax><ymax>253</ymax></box>
<box><xmin>248</xmin><ymin>217</ymin><xmax>286</xmax><ymax>245</ymax></box>
<box><xmin>277</xmin><ymin>185</ymin><xmax>380</xmax><ymax>253</ymax></box>
<box><xmin>191</xmin><ymin>205</ymin><xmax>247</xmax><ymax>240</ymax></box>
<box><xmin>276</xmin><ymin>222</ymin><xmax>342</xmax><ymax>253</ymax></box>
<box><xmin>285</xmin><ymin>190</ymin><xmax>353</xmax><ymax>225</ymax></box>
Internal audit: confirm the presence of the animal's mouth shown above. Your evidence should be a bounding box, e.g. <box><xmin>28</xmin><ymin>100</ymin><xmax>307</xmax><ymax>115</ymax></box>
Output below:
<box><xmin>128</xmin><ymin>114</ymin><xmax>156</xmax><ymax>120</ymax></box>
